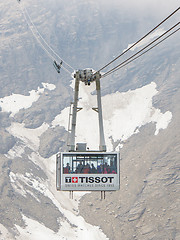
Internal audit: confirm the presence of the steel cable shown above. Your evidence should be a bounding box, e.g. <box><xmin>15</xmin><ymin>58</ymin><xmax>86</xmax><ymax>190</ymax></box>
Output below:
<box><xmin>97</xmin><ymin>7</ymin><xmax>180</xmax><ymax>73</ymax></box>
<box><xmin>102</xmin><ymin>22</ymin><xmax>180</xmax><ymax>78</ymax></box>
<box><xmin>102</xmin><ymin>27</ymin><xmax>180</xmax><ymax>78</ymax></box>
<box><xmin>19</xmin><ymin>2</ymin><xmax>74</xmax><ymax>75</ymax></box>
<box><xmin>22</xmin><ymin>4</ymin><xmax>75</xmax><ymax>71</ymax></box>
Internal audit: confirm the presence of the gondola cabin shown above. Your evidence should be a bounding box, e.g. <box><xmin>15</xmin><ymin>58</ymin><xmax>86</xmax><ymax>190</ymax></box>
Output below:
<box><xmin>56</xmin><ymin>152</ymin><xmax>120</xmax><ymax>191</ymax></box>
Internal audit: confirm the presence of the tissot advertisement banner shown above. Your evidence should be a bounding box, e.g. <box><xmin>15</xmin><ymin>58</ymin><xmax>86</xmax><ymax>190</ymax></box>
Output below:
<box><xmin>56</xmin><ymin>152</ymin><xmax>120</xmax><ymax>191</ymax></box>
<box><xmin>61</xmin><ymin>174</ymin><xmax>119</xmax><ymax>191</ymax></box>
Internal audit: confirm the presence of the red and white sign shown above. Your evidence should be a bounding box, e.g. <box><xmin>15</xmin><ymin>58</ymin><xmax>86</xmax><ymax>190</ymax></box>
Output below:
<box><xmin>72</xmin><ymin>177</ymin><xmax>78</xmax><ymax>183</ymax></box>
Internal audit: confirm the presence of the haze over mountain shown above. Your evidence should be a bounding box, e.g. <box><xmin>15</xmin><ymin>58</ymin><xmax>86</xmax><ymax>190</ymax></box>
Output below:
<box><xmin>0</xmin><ymin>0</ymin><xmax>179</xmax><ymax>239</ymax></box>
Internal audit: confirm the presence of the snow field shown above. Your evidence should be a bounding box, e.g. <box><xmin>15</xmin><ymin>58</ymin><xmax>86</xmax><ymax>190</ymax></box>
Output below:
<box><xmin>3</xmin><ymin>79</ymin><xmax>172</xmax><ymax>239</ymax></box>
<box><xmin>7</xmin><ymin>121</ymin><xmax>108</xmax><ymax>240</ymax></box>
<box><xmin>125</xmin><ymin>28</ymin><xmax>166</xmax><ymax>52</ymax></box>
<box><xmin>52</xmin><ymin>81</ymin><xmax>172</xmax><ymax>151</ymax></box>
<box><xmin>0</xmin><ymin>83</ymin><xmax>56</xmax><ymax>117</ymax></box>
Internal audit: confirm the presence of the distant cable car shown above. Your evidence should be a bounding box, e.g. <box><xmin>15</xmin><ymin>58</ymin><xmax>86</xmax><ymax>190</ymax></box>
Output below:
<box><xmin>56</xmin><ymin>69</ymin><xmax>120</xmax><ymax>199</ymax></box>
<box><xmin>53</xmin><ymin>60</ymin><xmax>62</xmax><ymax>73</ymax></box>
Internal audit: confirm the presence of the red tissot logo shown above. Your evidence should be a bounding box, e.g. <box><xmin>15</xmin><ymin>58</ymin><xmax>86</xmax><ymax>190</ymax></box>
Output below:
<box><xmin>72</xmin><ymin>177</ymin><xmax>78</xmax><ymax>183</ymax></box>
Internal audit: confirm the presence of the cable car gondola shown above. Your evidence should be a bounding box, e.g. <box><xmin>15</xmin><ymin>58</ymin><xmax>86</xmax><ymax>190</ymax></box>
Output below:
<box><xmin>56</xmin><ymin>69</ymin><xmax>120</xmax><ymax>199</ymax></box>
<box><xmin>56</xmin><ymin>151</ymin><xmax>120</xmax><ymax>191</ymax></box>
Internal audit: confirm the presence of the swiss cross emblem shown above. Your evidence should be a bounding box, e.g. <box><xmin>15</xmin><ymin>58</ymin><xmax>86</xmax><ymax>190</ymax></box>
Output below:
<box><xmin>72</xmin><ymin>177</ymin><xmax>78</xmax><ymax>183</ymax></box>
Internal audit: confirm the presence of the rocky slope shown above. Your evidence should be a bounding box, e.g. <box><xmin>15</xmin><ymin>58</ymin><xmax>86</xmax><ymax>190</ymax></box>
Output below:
<box><xmin>79</xmin><ymin>32</ymin><xmax>180</xmax><ymax>239</ymax></box>
<box><xmin>0</xmin><ymin>0</ymin><xmax>179</xmax><ymax>239</ymax></box>
<box><xmin>79</xmin><ymin>90</ymin><xmax>180</xmax><ymax>240</ymax></box>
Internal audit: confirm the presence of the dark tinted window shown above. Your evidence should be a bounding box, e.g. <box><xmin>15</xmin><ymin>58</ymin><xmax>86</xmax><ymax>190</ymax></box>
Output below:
<box><xmin>63</xmin><ymin>154</ymin><xmax>117</xmax><ymax>174</ymax></box>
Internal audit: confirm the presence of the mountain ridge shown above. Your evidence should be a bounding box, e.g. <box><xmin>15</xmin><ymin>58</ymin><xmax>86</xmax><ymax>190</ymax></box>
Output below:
<box><xmin>0</xmin><ymin>0</ymin><xmax>179</xmax><ymax>239</ymax></box>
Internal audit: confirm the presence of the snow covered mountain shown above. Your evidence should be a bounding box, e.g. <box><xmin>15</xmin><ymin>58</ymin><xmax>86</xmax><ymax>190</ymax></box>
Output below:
<box><xmin>0</xmin><ymin>0</ymin><xmax>180</xmax><ymax>239</ymax></box>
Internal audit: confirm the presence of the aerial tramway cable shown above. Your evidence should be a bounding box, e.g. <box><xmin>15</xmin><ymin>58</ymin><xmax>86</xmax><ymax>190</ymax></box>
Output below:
<box><xmin>22</xmin><ymin>4</ymin><xmax>74</xmax><ymax>72</ymax></box>
<box><xmin>97</xmin><ymin>7</ymin><xmax>180</xmax><ymax>73</ymax></box>
<box><xmin>18</xmin><ymin>1</ymin><xmax>74</xmax><ymax>75</ymax></box>
<box><xmin>102</xmin><ymin>27</ymin><xmax>180</xmax><ymax>78</ymax></box>
<box><xmin>18</xmin><ymin>1</ymin><xmax>179</xmax><ymax>79</ymax></box>
<box><xmin>102</xmin><ymin>22</ymin><xmax>180</xmax><ymax>78</ymax></box>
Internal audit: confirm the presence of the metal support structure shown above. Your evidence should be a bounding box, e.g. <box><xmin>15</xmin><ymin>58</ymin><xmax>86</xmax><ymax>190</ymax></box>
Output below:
<box><xmin>95</xmin><ymin>78</ymin><xmax>106</xmax><ymax>152</ymax></box>
<box><xmin>69</xmin><ymin>78</ymin><xmax>80</xmax><ymax>151</ymax></box>
<box><xmin>69</xmin><ymin>191</ymin><xmax>74</xmax><ymax>199</ymax></box>
<box><xmin>101</xmin><ymin>191</ymin><xmax>106</xmax><ymax>200</ymax></box>
<box><xmin>57</xmin><ymin>69</ymin><xmax>120</xmax><ymax>199</ymax></box>
<box><xmin>68</xmin><ymin>69</ymin><xmax>106</xmax><ymax>152</ymax></box>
